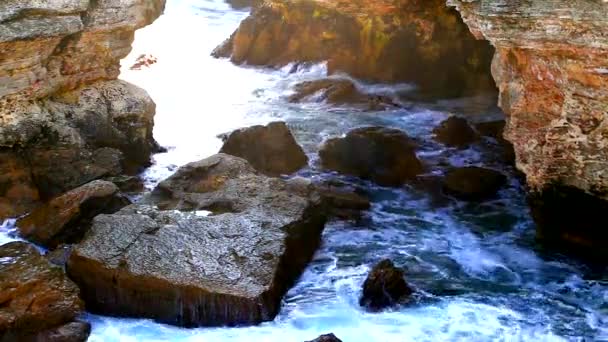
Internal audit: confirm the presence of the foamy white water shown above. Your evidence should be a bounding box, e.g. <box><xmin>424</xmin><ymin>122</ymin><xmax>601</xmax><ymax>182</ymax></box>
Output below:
<box><xmin>0</xmin><ymin>0</ymin><xmax>605</xmax><ymax>340</ymax></box>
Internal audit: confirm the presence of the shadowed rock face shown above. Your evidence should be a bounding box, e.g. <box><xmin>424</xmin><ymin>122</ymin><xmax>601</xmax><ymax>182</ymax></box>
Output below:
<box><xmin>320</xmin><ymin>127</ymin><xmax>423</xmax><ymax>187</ymax></box>
<box><xmin>220</xmin><ymin>122</ymin><xmax>309</xmax><ymax>177</ymax></box>
<box><xmin>67</xmin><ymin>154</ymin><xmax>327</xmax><ymax>327</ymax></box>
<box><xmin>0</xmin><ymin>1</ymin><xmax>165</xmax><ymax>219</ymax></box>
<box><xmin>0</xmin><ymin>242</ymin><xmax>88</xmax><ymax>342</ymax></box>
<box><xmin>360</xmin><ymin>259</ymin><xmax>413</xmax><ymax>311</ymax></box>
<box><xmin>214</xmin><ymin>0</ymin><xmax>495</xmax><ymax>97</ymax></box>
<box><xmin>448</xmin><ymin>0</ymin><xmax>608</xmax><ymax>257</ymax></box>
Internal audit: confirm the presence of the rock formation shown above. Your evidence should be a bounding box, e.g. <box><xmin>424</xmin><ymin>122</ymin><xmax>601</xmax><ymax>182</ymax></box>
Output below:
<box><xmin>448</xmin><ymin>0</ymin><xmax>608</xmax><ymax>257</ymax></box>
<box><xmin>214</xmin><ymin>0</ymin><xmax>495</xmax><ymax>97</ymax></box>
<box><xmin>0</xmin><ymin>0</ymin><xmax>166</xmax><ymax>220</ymax></box>
<box><xmin>359</xmin><ymin>259</ymin><xmax>413</xmax><ymax>311</ymax></box>
<box><xmin>319</xmin><ymin>127</ymin><xmax>423</xmax><ymax>187</ymax></box>
<box><xmin>0</xmin><ymin>242</ymin><xmax>88</xmax><ymax>342</ymax></box>
<box><xmin>443</xmin><ymin>166</ymin><xmax>507</xmax><ymax>201</ymax></box>
<box><xmin>67</xmin><ymin>154</ymin><xmax>327</xmax><ymax>327</ymax></box>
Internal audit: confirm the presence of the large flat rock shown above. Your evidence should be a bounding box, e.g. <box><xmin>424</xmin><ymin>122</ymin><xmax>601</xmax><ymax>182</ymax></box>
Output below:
<box><xmin>67</xmin><ymin>154</ymin><xmax>327</xmax><ymax>327</ymax></box>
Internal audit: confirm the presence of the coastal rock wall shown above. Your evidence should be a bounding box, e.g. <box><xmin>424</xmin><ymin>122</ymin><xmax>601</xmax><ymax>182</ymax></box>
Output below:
<box><xmin>448</xmin><ymin>0</ymin><xmax>608</xmax><ymax>256</ymax></box>
<box><xmin>0</xmin><ymin>0</ymin><xmax>166</xmax><ymax>219</ymax></box>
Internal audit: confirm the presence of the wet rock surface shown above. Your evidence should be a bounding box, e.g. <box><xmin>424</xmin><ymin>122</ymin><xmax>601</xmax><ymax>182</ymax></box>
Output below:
<box><xmin>433</xmin><ymin>116</ymin><xmax>479</xmax><ymax>148</ymax></box>
<box><xmin>306</xmin><ymin>333</ymin><xmax>343</xmax><ymax>342</ymax></box>
<box><xmin>215</xmin><ymin>0</ymin><xmax>495</xmax><ymax>97</ymax></box>
<box><xmin>220</xmin><ymin>121</ymin><xmax>308</xmax><ymax>176</ymax></box>
<box><xmin>17</xmin><ymin>180</ymin><xmax>129</xmax><ymax>249</ymax></box>
<box><xmin>449</xmin><ymin>0</ymin><xmax>608</xmax><ymax>255</ymax></box>
<box><xmin>67</xmin><ymin>154</ymin><xmax>327</xmax><ymax>327</ymax></box>
<box><xmin>443</xmin><ymin>167</ymin><xmax>507</xmax><ymax>201</ymax></box>
<box><xmin>320</xmin><ymin>127</ymin><xmax>423</xmax><ymax>187</ymax></box>
<box><xmin>289</xmin><ymin>78</ymin><xmax>399</xmax><ymax>111</ymax></box>
<box><xmin>360</xmin><ymin>259</ymin><xmax>413</xmax><ymax>311</ymax></box>
<box><xmin>0</xmin><ymin>242</ymin><xmax>87</xmax><ymax>342</ymax></box>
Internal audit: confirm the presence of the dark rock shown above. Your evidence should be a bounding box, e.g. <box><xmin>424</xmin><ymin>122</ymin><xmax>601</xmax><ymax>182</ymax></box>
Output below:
<box><xmin>529</xmin><ymin>185</ymin><xmax>608</xmax><ymax>261</ymax></box>
<box><xmin>0</xmin><ymin>242</ymin><xmax>87</xmax><ymax>342</ymax></box>
<box><xmin>289</xmin><ymin>78</ymin><xmax>399</xmax><ymax>111</ymax></box>
<box><xmin>31</xmin><ymin>321</ymin><xmax>91</xmax><ymax>342</ymax></box>
<box><xmin>220</xmin><ymin>122</ymin><xmax>308</xmax><ymax>176</ymax></box>
<box><xmin>443</xmin><ymin>167</ymin><xmax>507</xmax><ymax>201</ymax></box>
<box><xmin>319</xmin><ymin>127</ymin><xmax>423</xmax><ymax>187</ymax></box>
<box><xmin>105</xmin><ymin>175</ymin><xmax>145</xmax><ymax>193</ymax></box>
<box><xmin>67</xmin><ymin>154</ymin><xmax>327</xmax><ymax>327</ymax></box>
<box><xmin>360</xmin><ymin>259</ymin><xmax>413</xmax><ymax>311</ymax></box>
<box><xmin>0</xmin><ymin>150</ymin><xmax>40</xmax><ymax>220</ymax></box>
<box><xmin>46</xmin><ymin>245</ymin><xmax>74</xmax><ymax>268</ymax></box>
<box><xmin>433</xmin><ymin>116</ymin><xmax>479</xmax><ymax>148</ymax></box>
<box><xmin>475</xmin><ymin>120</ymin><xmax>516</xmax><ymax>165</ymax></box>
<box><xmin>306</xmin><ymin>333</ymin><xmax>343</xmax><ymax>342</ymax></box>
<box><xmin>225</xmin><ymin>0</ymin><xmax>262</xmax><ymax>9</ymax></box>
<box><xmin>17</xmin><ymin>180</ymin><xmax>130</xmax><ymax>248</ymax></box>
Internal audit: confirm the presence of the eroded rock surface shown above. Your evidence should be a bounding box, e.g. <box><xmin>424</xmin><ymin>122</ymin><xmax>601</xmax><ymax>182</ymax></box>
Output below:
<box><xmin>214</xmin><ymin>0</ymin><xmax>495</xmax><ymax>96</ymax></box>
<box><xmin>0</xmin><ymin>1</ymin><xmax>165</xmax><ymax>219</ymax></box>
<box><xmin>17</xmin><ymin>180</ymin><xmax>129</xmax><ymax>249</ymax></box>
<box><xmin>360</xmin><ymin>259</ymin><xmax>412</xmax><ymax>311</ymax></box>
<box><xmin>67</xmin><ymin>154</ymin><xmax>327</xmax><ymax>327</ymax></box>
<box><xmin>220</xmin><ymin>122</ymin><xmax>308</xmax><ymax>176</ymax></box>
<box><xmin>0</xmin><ymin>242</ymin><xmax>87</xmax><ymax>342</ymax></box>
<box><xmin>448</xmin><ymin>0</ymin><xmax>608</xmax><ymax>256</ymax></box>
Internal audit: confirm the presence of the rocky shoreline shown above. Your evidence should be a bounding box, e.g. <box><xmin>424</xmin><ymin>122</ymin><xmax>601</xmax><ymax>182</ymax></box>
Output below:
<box><xmin>0</xmin><ymin>0</ymin><xmax>606</xmax><ymax>340</ymax></box>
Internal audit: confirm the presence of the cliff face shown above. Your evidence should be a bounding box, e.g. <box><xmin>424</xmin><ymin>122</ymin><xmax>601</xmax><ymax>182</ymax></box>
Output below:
<box><xmin>214</xmin><ymin>0</ymin><xmax>496</xmax><ymax>97</ymax></box>
<box><xmin>0</xmin><ymin>0</ymin><xmax>166</xmax><ymax>219</ymax></box>
<box><xmin>449</xmin><ymin>0</ymin><xmax>608</xmax><ymax>257</ymax></box>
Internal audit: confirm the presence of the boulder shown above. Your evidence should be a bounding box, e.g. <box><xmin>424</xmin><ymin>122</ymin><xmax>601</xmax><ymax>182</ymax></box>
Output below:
<box><xmin>17</xmin><ymin>180</ymin><xmax>129</xmax><ymax>249</ymax></box>
<box><xmin>443</xmin><ymin>167</ymin><xmax>507</xmax><ymax>201</ymax></box>
<box><xmin>433</xmin><ymin>116</ymin><xmax>479</xmax><ymax>148</ymax></box>
<box><xmin>0</xmin><ymin>242</ymin><xmax>87</xmax><ymax>342</ymax></box>
<box><xmin>0</xmin><ymin>151</ymin><xmax>40</xmax><ymax>220</ymax></box>
<box><xmin>360</xmin><ymin>259</ymin><xmax>412</xmax><ymax>311</ymax></box>
<box><xmin>306</xmin><ymin>333</ymin><xmax>343</xmax><ymax>342</ymax></box>
<box><xmin>319</xmin><ymin>127</ymin><xmax>423</xmax><ymax>186</ymax></box>
<box><xmin>289</xmin><ymin>78</ymin><xmax>399</xmax><ymax>111</ymax></box>
<box><xmin>219</xmin><ymin>122</ymin><xmax>308</xmax><ymax>176</ymax></box>
<box><xmin>67</xmin><ymin>154</ymin><xmax>327</xmax><ymax>327</ymax></box>
<box><xmin>214</xmin><ymin>0</ymin><xmax>495</xmax><ymax>97</ymax></box>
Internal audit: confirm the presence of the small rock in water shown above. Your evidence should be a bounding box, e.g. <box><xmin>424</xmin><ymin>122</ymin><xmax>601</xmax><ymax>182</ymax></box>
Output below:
<box><xmin>306</xmin><ymin>333</ymin><xmax>343</xmax><ymax>342</ymax></box>
<box><xmin>220</xmin><ymin>121</ymin><xmax>308</xmax><ymax>177</ymax></box>
<box><xmin>443</xmin><ymin>167</ymin><xmax>507</xmax><ymax>201</ymax></box>
<box><xmin>433</xmin><ymin>116</ymin><xmax>479</xmax><ymax>148</ymax></box>
<box><xmin>360</xmin><ymin>259</ymin><xmax>413</xmax><ymax>311</ymax></box>
<box><xmin>320</xmin><ymin>127</ymin><xmax>423</xmax><ymax>187</ymax></box>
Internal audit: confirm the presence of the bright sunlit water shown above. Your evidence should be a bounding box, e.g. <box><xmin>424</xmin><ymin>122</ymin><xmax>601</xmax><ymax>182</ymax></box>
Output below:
<box><xmin>2</xmin><ymin>0</ymin><xmax>607</xmax><ymax>341</ymax></box>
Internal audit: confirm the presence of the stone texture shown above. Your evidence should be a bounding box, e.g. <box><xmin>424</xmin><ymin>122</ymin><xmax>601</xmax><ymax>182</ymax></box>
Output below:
<box><xmin>319</xmin><ymin>127</ymin><xmax>423</xmax><ymax>186</ymax></box>
<box><xmin>219</xmin><ymin>122</ymin><xmax>308</xmax><ymax>176</ymax></box>
<box><xmin>359</xmin><ymin>259</ymin><xmax>412</xmax><ymax>311</ymax></box>
<box><xmin>17</xmin><ymin>180</ymin><xmax>129</xmax><ymax>249</ymax></box>
<box><xmin>0</xmin><ymin>242</ymin><xmax>87</xmax><ymax>342</ymax></box>
<box><xmin>306</xmin><ymin>334</ymin><xmax>343</xmax><ymax>342</ymax></box>
<box><xmin>448</xmin><ymin>0</ymin><xmax>608</xmax><ymax>254</ymax></box>
<box><xmin>67</xmin><ymin>154</ymin><xmax>327</xmax><ymax>327</ymax></box>
<box><xmin>214</xmin><ymin>0</ymin><xmax>495</xmax><ymax>97</ymax></box>
<box><xmin>433</xmin><ymin>116</ymin><xmax>479</xmax><ymax>148</ymax></box>
<box><xmin>443</xmin><ymin>166</ymin><xmax>507</xmax><ymax>201</ymax></box>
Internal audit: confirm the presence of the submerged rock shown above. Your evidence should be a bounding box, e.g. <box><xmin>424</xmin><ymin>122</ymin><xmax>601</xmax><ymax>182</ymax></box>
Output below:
<box><xmin>306</xmin><ymin>333</ymin><xmax>343</xmax><ymax>342</ymax></box>
<box><xmin>0</xmin><ymin>242</ymin><xmax>88</xmax><ymax>342</ymax></box>
<box><xmin>17</xmin><ymin>180</ymin><xmax>129</xmax><ymax>249</ymax></box>
<box><xmin>289</xmin><ymin>78</ymin><xmax>399</xmax><ymax>111</ymax></box>
<box><xmin>220</xmin><ymin>122</ymin><xmax>308</xmax><ymax>176</ymax></box>
<box><xmin>433</xmin><ymin>116</ymin><xmax>479</xmax><ymax>148</ymax></box>
<box><xmin>360</xmin><ymin>259</ymin><xmax>413</xmax><ymax>311</ymax></box>
<box><xmin>215</xmin><ymin>0</ymin><xmax>495</xmax><ymax>97</ymax></box>
<box><xmin>319</xmin><ymin>127</ymin><xmax>423</xmax><ymax>187</ymax></box>
<box><xmin>67</xmin><ymin>154</ymin><xmax>327</xmax><ymax>327</ymax></box>
<box><xmin>443</xmin><ymin>167</ymin><xmax>507</xmax><ymax>201</ymax></box>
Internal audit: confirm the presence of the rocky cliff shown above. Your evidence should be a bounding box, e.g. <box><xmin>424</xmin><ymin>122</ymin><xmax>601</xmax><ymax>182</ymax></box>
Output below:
<box><xmin>0</xmin><ymin>0</ymin><xmax>166</xmax><ymax>219</ymax></box>
<box><xmin>449</xmin><ymin>0</ymin><xmax>608</xmax><ymax>257</ymax></box>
